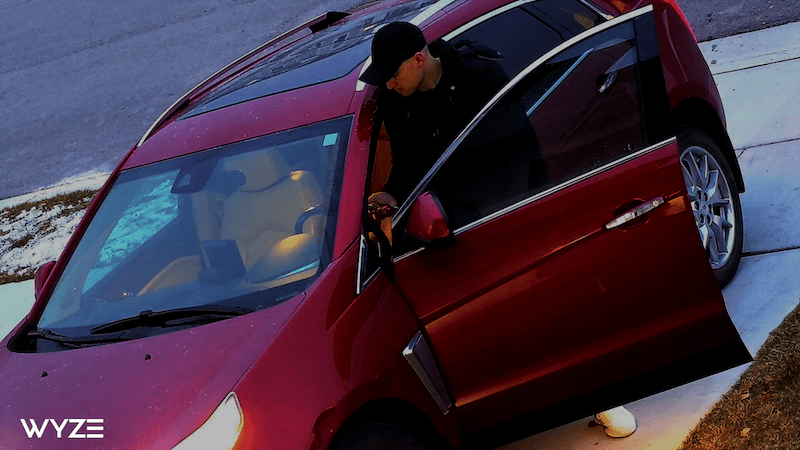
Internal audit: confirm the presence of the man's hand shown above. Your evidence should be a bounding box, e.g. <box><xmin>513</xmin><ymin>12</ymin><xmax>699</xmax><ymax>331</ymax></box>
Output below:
<box><xmin>368</xmin><ymin>191</ymin><xmax>398</xmax><ymax>221</ymax></box>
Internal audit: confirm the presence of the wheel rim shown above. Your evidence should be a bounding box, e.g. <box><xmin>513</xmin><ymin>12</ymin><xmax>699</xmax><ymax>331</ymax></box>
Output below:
<box><xmin>680</xmin><ymin>145</ymin><xmax>736</xmax><ymax>270</ymax></box>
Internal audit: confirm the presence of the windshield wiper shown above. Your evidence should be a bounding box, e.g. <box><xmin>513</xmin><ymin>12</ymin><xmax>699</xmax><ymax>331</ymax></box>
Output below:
<box><xmin>89</xmin><ymin>305</ymin><xmax>252</xmax><ymax>335</ymax></box>
<box><xmin>28</xmin><ymin>328</ymin><xmax>133</xmax><ymax>348</ymax></box>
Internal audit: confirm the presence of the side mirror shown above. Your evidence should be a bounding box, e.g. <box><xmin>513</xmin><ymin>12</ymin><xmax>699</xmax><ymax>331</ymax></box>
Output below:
<box><xmin>406</xmin><ymin>192</ymin><xmax>455</xmax><ymax>247</ymax></box>
<box><xmin>34</xmin><ymin>261</ymin><xmax>56</xmax><ymax>300</ymax></box>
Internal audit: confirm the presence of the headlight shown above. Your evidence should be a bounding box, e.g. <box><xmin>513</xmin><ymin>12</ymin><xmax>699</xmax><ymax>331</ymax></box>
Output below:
<box><xmin>173</xmin><ymin>392</ymin><xmax>244</xmax><ymax>450</ymax></box>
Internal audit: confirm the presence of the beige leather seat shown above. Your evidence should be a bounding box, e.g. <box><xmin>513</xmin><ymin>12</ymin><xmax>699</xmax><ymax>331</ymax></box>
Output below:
<box><xmin>138</xmin><ymin>190</ymin><xmax>222</xmax><ymax>295</ymax></box>
<box><xmin>219</xmin><ymin>148</ymin><xmax>325</xmax><ymax>284</ymax></box>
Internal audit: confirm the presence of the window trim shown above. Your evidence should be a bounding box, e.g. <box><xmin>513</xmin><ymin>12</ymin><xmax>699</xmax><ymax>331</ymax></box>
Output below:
<box><xmin>390</xmin><ymin>5</ymin><xmax>656</xmax><ymax>230</ymax></box>
<box><xmin>579</xmin><ymin>0</ymin><xmax>614</xmax><ymax>20</ymax></box>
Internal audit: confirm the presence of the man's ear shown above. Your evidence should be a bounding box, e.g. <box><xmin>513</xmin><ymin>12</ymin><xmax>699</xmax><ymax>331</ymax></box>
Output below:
<box><xmin>413</xmin><ymin>52</ymin><xmax>426</xmax><ymax>66</ymax></box>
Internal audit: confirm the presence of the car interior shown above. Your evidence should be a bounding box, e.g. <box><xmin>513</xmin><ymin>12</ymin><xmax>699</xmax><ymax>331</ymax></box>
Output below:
<box><xmin>138</xmin><ymin>148</ymin><xmax>326</xmax><ymax>294</ymax></box>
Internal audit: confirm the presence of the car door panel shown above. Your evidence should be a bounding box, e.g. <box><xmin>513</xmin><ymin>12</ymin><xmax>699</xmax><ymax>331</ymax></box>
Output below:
<box><xmin>389</xmin><ymin>6</ymin><xmax>749</xmax><ymax>435</ymax></box>
<box><xmin>394</xmin><ymin>139</ymin><xmax>748</xmax><ymax>431</ymax></box>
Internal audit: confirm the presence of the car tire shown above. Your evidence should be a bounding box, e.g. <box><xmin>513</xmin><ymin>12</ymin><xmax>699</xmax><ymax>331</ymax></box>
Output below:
<box><xmin>332</xmin><ymin>423</ymin><xmax>429</xmax><ymax>450</ymax></box>
<box><xmin>676</xmin><ymin>126</ymin><xmax>743</xmax><ymax>288</ymax></box>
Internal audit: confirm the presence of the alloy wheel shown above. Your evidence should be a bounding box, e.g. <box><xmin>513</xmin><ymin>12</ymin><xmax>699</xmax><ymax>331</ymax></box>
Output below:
<box><xmin>680</xmin><ymin>145</ymin><xmax>737</xmax><ymax>270</ymax></box>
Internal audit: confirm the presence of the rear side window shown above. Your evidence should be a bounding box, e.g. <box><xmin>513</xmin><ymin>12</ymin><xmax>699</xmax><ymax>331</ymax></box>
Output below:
<box><xmin>521</xmin><ymin>0</ymin><xmax>605</xmax><ymax>37</ymax></box>
<box><xmin>453</xmin><ymin>8</ymin><xmax>562</xmax><ymax>77</ymax></box>
<box><xmin>451</xmin><ymin>0</ymin><xmax>605</xmax><ymax>77</ymax></box>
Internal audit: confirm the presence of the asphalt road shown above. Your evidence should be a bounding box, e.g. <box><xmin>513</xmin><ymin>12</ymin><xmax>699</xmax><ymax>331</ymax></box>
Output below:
<box><xmin>2</xmin><ymin>0</ymin><xmax>799</xmax><ymax>200</ymax></box>
<box><xmin>0</xmin><ymin>0</ymin><xmax>366</xmax><ymax>200</ymax></box>
<box><xmin>676</xmin><ymin>0</ymin><xmax>800</xmax><ymax>41</ymax></box>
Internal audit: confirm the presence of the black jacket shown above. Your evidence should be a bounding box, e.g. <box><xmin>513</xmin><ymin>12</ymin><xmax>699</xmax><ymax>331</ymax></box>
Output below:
<box><xmin>379</xmin><ymin>39</ymin><xmax>510</xmax><ymax>202</ymax></box>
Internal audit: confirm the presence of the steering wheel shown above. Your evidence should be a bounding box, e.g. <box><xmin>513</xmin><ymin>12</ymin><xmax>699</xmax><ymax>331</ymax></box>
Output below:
<box><xmin>295</xmin><ymin>205</ymin><xmax>326</xmax><ymax>234</ymax></box>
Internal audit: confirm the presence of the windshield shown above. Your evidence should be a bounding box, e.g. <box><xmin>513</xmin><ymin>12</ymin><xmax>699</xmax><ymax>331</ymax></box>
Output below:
<box><xmin>38</xmin><ymin>117</ymin><xmax>351</xmax><ymax>340</ymax></box>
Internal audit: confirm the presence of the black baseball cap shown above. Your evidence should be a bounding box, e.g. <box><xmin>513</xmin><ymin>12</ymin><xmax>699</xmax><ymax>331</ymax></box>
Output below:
<box><xmin>359</xmin><ymin>22</ymin><xmax>427</xmax><ymax>86</ymax></box>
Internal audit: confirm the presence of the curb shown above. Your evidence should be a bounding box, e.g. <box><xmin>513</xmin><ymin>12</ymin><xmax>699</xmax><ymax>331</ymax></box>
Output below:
<box><xmin>699</xmin><ymin>21</ymin><xmax>800</xmax><ymax>75</ymax></box>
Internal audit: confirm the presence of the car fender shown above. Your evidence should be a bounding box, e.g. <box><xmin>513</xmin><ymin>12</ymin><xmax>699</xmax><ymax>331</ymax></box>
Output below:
<box><xmin>230</xmin><ymin>241</ymin><xmax>459</xmax><ymax>449</ymax></box>
<box><xmin>650</xmin><ymin>1</ymin><xmax>744</xmax><ymax>192</ymax></box>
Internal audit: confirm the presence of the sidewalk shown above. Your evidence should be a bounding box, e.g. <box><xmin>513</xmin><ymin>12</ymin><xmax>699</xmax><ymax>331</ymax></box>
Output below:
<box><xmin>500</xmin><ymin>22</ymin><xmax>800</xmax><ymax>450</ymax></box>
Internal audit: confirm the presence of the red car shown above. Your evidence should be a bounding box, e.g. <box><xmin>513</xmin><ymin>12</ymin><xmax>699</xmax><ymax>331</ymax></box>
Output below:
<box><xmin>1</xmin><ymin>0</ymin><xmax>749</xmax><ymax>448</ymax></box>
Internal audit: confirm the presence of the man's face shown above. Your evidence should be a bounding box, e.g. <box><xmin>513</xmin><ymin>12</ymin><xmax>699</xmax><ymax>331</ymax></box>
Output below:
<box><xmin>385</xmin><ymin>53</ymin><xmax>424</xmax><ymax>97</ymax></box>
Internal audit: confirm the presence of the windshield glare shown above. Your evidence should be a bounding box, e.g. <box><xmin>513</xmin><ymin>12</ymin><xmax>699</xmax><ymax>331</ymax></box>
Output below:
<box><xmin>38</xmin><ymin>117</ymin><xmax>350</xmax><ymax>338</ymax></box>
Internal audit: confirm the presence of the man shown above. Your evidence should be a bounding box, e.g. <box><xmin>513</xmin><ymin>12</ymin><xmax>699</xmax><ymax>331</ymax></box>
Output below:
<box><xmin>359</xmin><ymin>21</ymin><xmax>511</xmax><ymax>216</ymax></box>
<box><xmin>359</xmin><ymin>21</ymin><xmax>636</xmax><ymax>439</ymax></box>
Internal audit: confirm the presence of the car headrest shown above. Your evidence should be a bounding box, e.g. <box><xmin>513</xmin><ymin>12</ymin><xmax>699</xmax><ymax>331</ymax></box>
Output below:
<box><xmin>223</xmin><ymin>148</ymin><xmax>290</xmax><ymax>192</ymax></box>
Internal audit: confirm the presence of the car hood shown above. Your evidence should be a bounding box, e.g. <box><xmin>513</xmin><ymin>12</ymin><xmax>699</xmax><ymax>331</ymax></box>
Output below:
<box><xmin>0</xmin><ymin>294</ymin><xmax>303</xmax><ymax>449</ymax></box>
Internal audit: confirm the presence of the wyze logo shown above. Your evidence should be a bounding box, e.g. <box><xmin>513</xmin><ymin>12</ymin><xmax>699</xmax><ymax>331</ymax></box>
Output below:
<box><xmin>20</xmin><ymin>419</ymin><xmax>104</xmax><ymax>439</ymax></box>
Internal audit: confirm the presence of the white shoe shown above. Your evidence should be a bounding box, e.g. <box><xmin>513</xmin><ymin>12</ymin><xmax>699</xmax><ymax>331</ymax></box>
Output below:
<box><xmin>595</xmin><ymin>406</ymin><xmax>637</xmax><ymax>438</ymax></box>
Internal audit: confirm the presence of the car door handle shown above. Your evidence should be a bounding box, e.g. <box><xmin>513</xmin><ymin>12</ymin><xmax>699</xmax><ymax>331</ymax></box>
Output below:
<box><xmin>605</xmin><ymin>196</ymin><xmax>665</xmax><ymax>230</ymax></box>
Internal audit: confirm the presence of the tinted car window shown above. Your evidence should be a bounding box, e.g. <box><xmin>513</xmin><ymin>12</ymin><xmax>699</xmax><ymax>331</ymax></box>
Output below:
<box><xmin>428</xmin><ymin>21</ymin><xmax>652</xmax><ymax>230</ymax></box>
<box><xmin>453</xmin><ymin>7</ymin><xmax>561</xmax><ymax>78</ymax></box>
<box><xmin>38</xmin><ymin>117</ymin><xmax>351</xmax><ymax>341</ymax></box>
<box><xmin>522</xmin><ymin>0</ymin><xmax>605</xmax><ymax>37</ymax></box>
<box><xmin>452</xmin><ymin>0</ymin><xmax>604</xmax><ymax>77</ymax></box>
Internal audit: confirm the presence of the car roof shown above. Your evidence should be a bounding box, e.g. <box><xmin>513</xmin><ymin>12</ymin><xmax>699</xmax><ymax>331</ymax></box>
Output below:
<box><xmin>126</xmin><ymin>0</ymin><xmax>621</xmax><ymax>169</ymax></box>
<box><xmin>126</xmin><ymin>0</ymin><xmax>456</xmax><ymax>169</ymax></box>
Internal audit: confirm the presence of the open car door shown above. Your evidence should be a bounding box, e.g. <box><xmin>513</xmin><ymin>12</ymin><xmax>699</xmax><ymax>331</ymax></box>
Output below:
<box><xmin>384</xmin><ymin>6</ymin><xmax>750</xmax><ymax>446</ymax></box>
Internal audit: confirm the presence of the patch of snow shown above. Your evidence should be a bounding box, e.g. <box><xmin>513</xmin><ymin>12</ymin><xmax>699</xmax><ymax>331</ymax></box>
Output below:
<box><xmin>0</xmin><ymin>171</ymin><xmax>108</xmax><ymax>211</ymax></box>
<box><xmin>0</xmin><ymin>194</ymin><xmax>91</xmax><ymax>276</ymax></box>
